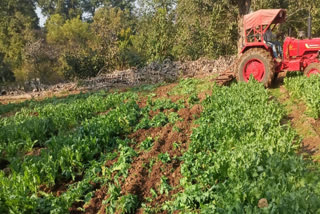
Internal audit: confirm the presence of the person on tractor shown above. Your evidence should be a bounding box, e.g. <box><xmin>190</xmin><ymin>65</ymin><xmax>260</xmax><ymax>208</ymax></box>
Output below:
<box><xmin>263</xmin><ymin>27</ymin><xmax>283</xmax><ymax>59</ymax></box>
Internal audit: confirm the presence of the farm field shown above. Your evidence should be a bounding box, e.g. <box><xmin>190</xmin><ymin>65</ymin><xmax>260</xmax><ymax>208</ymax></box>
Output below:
<box><xmin>1</xmin><ymin>76</ymin><xmax>320</xmax><ymax>213</ymax></box>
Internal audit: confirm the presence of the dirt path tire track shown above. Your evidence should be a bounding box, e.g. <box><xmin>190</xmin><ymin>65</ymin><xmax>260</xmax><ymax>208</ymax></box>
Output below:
<box><xmin>277</xmin><ymin>86</ymin><xmax>320</xmax><ymax>158</ymax></box>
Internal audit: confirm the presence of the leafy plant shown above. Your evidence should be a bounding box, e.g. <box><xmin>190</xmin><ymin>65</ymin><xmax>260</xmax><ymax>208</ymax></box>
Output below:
<box><xmin>140</xmin><ymin>137</ymin><xmax>154</xmax><ymax>151</ymax></box>
<box><xmin>159</xmin><ymin>176</ymin><xmax>172</xmax><ymax>195</ymax></box>
<box><xmin>167</xmin><ymin>112</ymin><xmax>182</xmax><ymax>124</ymax></box>
<box><xmin>187</xmin><ymin>93</ymin><xmax>200</xmax><ymax>105</ymax></box>
<box><xmin>150</xmin><ymin>112</ymin><xmax>168</xmax><ymax>127</ymax></box>
<box><xmin>158</xmin><ymin>152</ymin><xmax>171</xmax><ymax>163</ymax></box>
<box><xmin>168</xmin><ymin>81</ymin><xmax>320</xmax><ymax>212</ymax></box>
<box><xmin>150</xmin><ymin>188</ymin><xmax>158</xmax><ymax>198</ymax></box>
<box><xmin>116</xmin><ymin>194</ymin><xmax>139</xmax><ymax>214</ymax></box>
<box><xmin>284</xmin><ymin>75</ymin><xmax>320</xmax><ymax>118</ymax></box>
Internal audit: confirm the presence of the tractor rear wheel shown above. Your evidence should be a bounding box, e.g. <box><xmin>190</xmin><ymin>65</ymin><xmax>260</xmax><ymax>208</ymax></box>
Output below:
<box><xmin>304</xmin><ymin>63</ymin><xmax>320</xmax><ymax>77</ymax></box>
<box><xmin>236</xmin><ymin>48</ymin><xmax>275</xmax><ymax>87</ymax></box>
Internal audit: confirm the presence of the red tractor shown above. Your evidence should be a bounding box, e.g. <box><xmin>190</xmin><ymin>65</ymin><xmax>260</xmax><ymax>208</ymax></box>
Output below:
<box><xmin>236</xmin><ymin>9</ymin><xmax>320</xmax><ymax>87</ymax></box>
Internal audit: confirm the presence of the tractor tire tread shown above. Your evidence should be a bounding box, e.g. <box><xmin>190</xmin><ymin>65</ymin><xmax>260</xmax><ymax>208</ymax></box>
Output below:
<box><xmin>304</xmin><ymin>62</ymin><xmax>320</xmax><ymax>76</ymax></box>
<box><xmin>236</xmin><ymin>48</ymin><xmax>275</xmax><ymax>87</ymax></box>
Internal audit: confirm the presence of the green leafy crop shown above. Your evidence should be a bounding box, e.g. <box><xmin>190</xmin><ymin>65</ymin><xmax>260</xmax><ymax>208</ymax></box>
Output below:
<box><xmin>284</xmin><ymin>75</ymin><xmax>320</xmax><ymax>118</ymax></box>
<box><xmin>166</xmin><ymin>81</ymin><xmax>320</xmax><ymax>213</ymax></box>
<box><xmin>140</xmin><ymin>137</ymin><xmax>154</xmax><ymax>151</ymax></box>
<box><xmin>158</xmin><ymin>152</ymin><xmax>171</xmax><ymax>164</ymax></box>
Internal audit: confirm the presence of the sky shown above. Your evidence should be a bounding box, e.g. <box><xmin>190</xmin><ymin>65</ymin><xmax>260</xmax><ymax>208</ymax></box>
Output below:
<box><xmin>36</xmin><ymin>6</ymin><xmax>47</xmax><ymax>27</ymax></box>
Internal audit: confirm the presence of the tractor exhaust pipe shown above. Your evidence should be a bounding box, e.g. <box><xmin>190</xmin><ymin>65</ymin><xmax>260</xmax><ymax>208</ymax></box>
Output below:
<box><xmin>308</xmin><ymin>9</ymin><xmax>312</xmax><ymax>39</ymax></box>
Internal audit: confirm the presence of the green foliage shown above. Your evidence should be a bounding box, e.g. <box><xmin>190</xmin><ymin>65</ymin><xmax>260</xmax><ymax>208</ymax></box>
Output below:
<box><xmin>45</xmin><ymin>14</ymin><xmax>103</xmax><ymax>80</ymax></box>
<box><xmin>165</xmin><ymin>81</ymin><xmax>320</xmax><ymax>212</ymax></box>
<box><xmin>173</xmin><ymin>0</ymin><xmax>238</xmax><ymax>59</ymax></box>
<box><xmin>3</xmin><ymin>79</ymin><xmax>320</xmax><ymax>212</ymax></box>
<box><xmin>63</xmin><ymin>50</ymin><xmax>104</xmax><ymax>79</ymax></box>
<box><xmin>159</xmin><ymin>176</ymin><xmax>172</xmax><ymax>195</ymax></box>
<box><xmin>47</xmin><ymin>15</ymin><xmax>92</xmax><ymax>47</ymax></box>
<box><xmin>188</xmin><ymin>93</ymin><xmax>200</xmax><ymax>105</ymax></box>
<box><xmin>0</xmin><ymin>91</ymin><xmax>137</xmax><ymax>159</ymax></box>
<box><xmin>0</xmin><ymin>92</ymin><xmax>93</xmax><ymax>116</ymax></box>
<box><xmin>37</xmin><ymin>0</ymin><xmax>83</xmax><ymax>19</ymax></box>
<box><xmin>150</xmin><ymin>188</ymin><xmax>158</xmax><ymax>198</ymax></box>
<box><xmin>168</xmin><ymin>112</ymin><xmax>182</xmax><ymax>123</ymax></box>
<box><xmin>91</xmin><ymin>7</ymin><xmax>141</xmax><ymax>70</ymax></box>
<box><xmin>116</xmin><ymin>194</ymin><xmax>140</xmax><ymax>213</ymax></box>
<box><xmin>46</xmin><ymin>14</ymin><xmax>66</xmax><ymax>45</ymax></box>
<box><xmin>2</xmin><ymin>0</ymin><xmax>320</xmax><ymax>85</ymax></box>
<box><xmin>140</xmin><ymin>137</ymin><xmax>154</xmax><ymax>151</ymax></box>
<box><xmin>0</xmin><ymin>92</ymin><xmax>141</xmax><ymax>212</ymax></box>
<box><xmin>136</xmin><ymin>7</ymin><xmax>175</xmax><ymax>62</ymax></box>
<box><xmin>135</xmin><ymin>97</ymin><xmax>184</xmax><ymax>130</ymax></box>
<box><xmin>149</xmin><ymin>98</ymin><xmax>185</xmax><ymax>111</ymax></box>
<box><xmin>0</xmin><ymin>0</ymin><xmax>38</xmax><ymax>82</ymax></box>
<box><xmin>150</xmin><ymin>112</ymin><xmax>168</xmax><ymax>127</ymax></box>
<box><xmin>169</xmin><ymin>77</ymin><xmax>212</xmax><ymax>96</ymax></box>
<box><xmin>158</xmin><ymin>152</ymin><xmax>171</xmax><ymax>163</ymax></box>
<box><xmin>109</xmin><ymin>0</ymin><xmax>135</xmax><ymax>11</ymax></box>
<box><xmin>284</xmin><ymin>75</ymin><xmax>320</xmax><ymax>118</ymax></box>
<box><xmin>0</xmin><ymin>53</ymin><xmax>14</xmax><ymax>82</ymax></box>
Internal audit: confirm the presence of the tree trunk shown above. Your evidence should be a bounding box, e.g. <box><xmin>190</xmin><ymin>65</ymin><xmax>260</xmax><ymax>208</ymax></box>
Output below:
<box><xmin>238</xmin><ymin>0</ymin><xmax>251</xmax><ymax>55</ymax></box>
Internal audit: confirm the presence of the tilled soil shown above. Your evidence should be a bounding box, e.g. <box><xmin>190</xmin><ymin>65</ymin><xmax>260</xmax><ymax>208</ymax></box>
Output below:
<box><xmin>82</xmin><ymin>99</ymin><xmax>203</xmax><ymax>213</ymax></box>
<box><xmin>278</xmin><ymin>86</ymin><xmax>320</xmax><ymax>159</ymax></box>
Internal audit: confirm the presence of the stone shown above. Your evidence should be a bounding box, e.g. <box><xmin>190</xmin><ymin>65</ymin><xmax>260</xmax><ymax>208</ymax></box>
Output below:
<box><xmin>258</xmin><ymin>198</ymin><xmax>269</xmax><ymax>208</ymax></box>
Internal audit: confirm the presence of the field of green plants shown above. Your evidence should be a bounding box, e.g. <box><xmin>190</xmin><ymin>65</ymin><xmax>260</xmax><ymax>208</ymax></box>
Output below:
<box><xmin>285</xmin><ymin>74</ymin><xmax>320</xmax><ymax>119</ymax></box>
<box><xmin>1</xmin><ymin>76</ymin><xmax>320</xmax><ymax>213</ymax></box>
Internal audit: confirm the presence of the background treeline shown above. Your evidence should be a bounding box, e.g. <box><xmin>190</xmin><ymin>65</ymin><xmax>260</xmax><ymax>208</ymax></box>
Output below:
<box><xmin>0</xmin><ymin>0</ymin><xmax>320</xmax><ymax>86</ymax></box>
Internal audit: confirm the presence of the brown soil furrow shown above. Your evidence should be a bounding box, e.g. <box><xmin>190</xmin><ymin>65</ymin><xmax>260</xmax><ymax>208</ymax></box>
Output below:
<box><xmin>80</xmin><ymin>88</ymin><xmax>203</xmax><ymax>213</ymax></box>
<box><xmin>278</xmin><ymin>86</ymin><xmax>320</xmax><ymax>159</ymax></box>
<box><xmin>121</xmin><ymin>105</ymin><xmax>202</xmax><ymax>212</ymax></box>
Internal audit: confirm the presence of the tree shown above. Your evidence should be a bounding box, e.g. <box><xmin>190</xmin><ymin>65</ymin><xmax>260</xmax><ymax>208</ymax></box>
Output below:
<box><xmin>173</xmin><ymin>0</ymin><xmax>238</xmax><ymax>60</ymax></box>
<box><xmin>0</xmin><ymin>53</ymin><xmax>14</xmax><ymax>83</ymax></box>
<box><xmin>0</xmin><ymin>0</ymin><xmax>38</xmax><ymax>26</ymax></box>
<box><xmin>134</xmin><ymin>7</ymin><xmax>175</xmax><ymax>62</ymax></box>
<box><xmin>232</xmin><ymin>0</ymin><xmax>251</xmax><ymax>53</ymax></box>
<box><xmin>46</xmin><ymin>14</ymin><xmax>92</xmax><ymax>49</ymax></box>
<box><xmin>37</xmin><ymin>0</ymin><xmax>83</xmax><ymax>19</ymax></box>
<box><xmin>80</xmin><ymin>0</ymin><xmax>104</xmax><ymax>17</ymax></box>
<box><xmin>0</xmin><ymin>0</ymin><xmax>38</xmax><ymax>83</ymax></box>
<box><xmin>91</xmin><ymin>7</ymin><xmax>137</xmax><ymax>69</ymax></box>
<box><xmin>46</xmin><ymin>14</ymin><xmax>103</xmax><ymax>79</ymax></box>
<box><xmin>37</xmin><ymin>0</ymin><xmax>135</xmax><ymax>20</ymax></box>
<box><xmin>109</xmin><ymin>0</ymin><xmax>135</xmax><ymax>11</ymax></box>
<box><xmin>137</xmin><ymin>0</ymin><xmax>176</xmax><ymax>13</ymax></box>
<box><xmin>22</xmin><ymin>39</ymin><xmax>62</xmax><ymax>84</ymax></box>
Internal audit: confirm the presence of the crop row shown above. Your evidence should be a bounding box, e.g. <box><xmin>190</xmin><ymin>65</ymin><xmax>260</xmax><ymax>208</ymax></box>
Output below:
<box><xmin>284</xmin><ymin>75</ymin><xmax>320</xmax><ymax>118</ymax></box>
<box><xmin>0</xmin><ymin>89</ymin><xmax>186</xmax><ymax>213</ymax></box>
<box><xmin>0</xmin><ymin>98</ymin><xmax>140</xmax><ymax>213</ymax></box>
<box><xmin>164</xmin><ymin>81</ymin><xmax>320</xmax><ymax>213</ymax></box>
<box><xmin>0</xmin><ymin>92</ymin><xmax>95</xmax><ymax>116</ymax></box>
<box><xmin>3</xmin><ymin>78</ymin><xmax>320</xmax><ymax>213</ymax></box>
<box><xmin>0</xmin><ymin>91</ymin><xmax>137</xmax><ymax>160</ymax></box>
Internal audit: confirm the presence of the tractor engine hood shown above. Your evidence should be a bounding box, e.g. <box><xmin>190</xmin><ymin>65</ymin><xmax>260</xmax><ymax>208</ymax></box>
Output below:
<box><xmin>284</xmin><ymin>37</ymin><xmax>320</xmax><ymax>58</ymax></box>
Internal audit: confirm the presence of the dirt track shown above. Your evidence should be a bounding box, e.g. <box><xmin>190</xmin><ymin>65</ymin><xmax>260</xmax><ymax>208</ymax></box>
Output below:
<box><xmin>271</xmin><ymin>83</ymin><xmax>320</xmax><ymax>160</ymax></box>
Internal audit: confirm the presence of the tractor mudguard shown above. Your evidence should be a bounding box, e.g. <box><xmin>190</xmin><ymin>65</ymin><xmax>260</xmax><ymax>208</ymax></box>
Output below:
<box><xmin>240</xmin><ymin>43</ymin><xmax>270</xmax><ymax>54</ymax></box>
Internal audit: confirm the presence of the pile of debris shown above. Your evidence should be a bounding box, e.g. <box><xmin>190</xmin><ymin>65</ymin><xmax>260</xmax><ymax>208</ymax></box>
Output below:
<box><xmin>83</xmin><ymin>56</ymin><xmax>236</xmax><ymax>90</ymax></box>
<box><xmin>0</xmin><ymin>56</ymin><xmax>236</xmax><ymax>99</ymax></box>
<box><xmin>178</xmin><ymin>56</ymin><xmax>236</xmax><ymax>77</ymax></box>
<box><xmin>84</xmin><ymin>59</ymin><xmax>178</xmax><ymax>90</ymax></box>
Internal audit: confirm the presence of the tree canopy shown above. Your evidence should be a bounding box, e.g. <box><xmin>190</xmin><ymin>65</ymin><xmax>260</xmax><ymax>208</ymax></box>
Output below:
<box><xmin>1</xmin><ymin>0</ymin><xmax>320</xmax><ymax>85</ymax></box>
